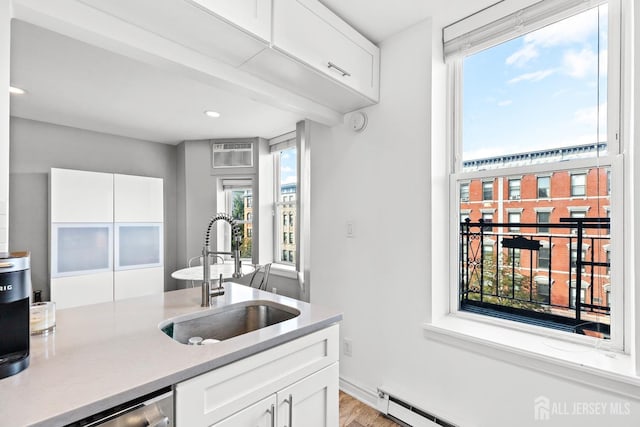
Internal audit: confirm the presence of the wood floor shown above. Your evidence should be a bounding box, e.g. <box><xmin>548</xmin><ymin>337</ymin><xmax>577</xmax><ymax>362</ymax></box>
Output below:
<box><xmin>339</xmin><ymin>391</ymin><xmax>402</xmax><ymax>427</ymax></box>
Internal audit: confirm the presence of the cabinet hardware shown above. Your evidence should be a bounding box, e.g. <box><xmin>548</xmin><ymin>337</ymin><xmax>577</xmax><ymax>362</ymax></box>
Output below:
<box><xmin>268</xmin><ymin>404</ymin><xmax>275</xmax><ymax>427</ymax></box>
<box><xmin>284</xmin><ymin>394</ymin><xmax>294</xmax><ymax>426</ymax></box>
<box><xmin>327</xmin><ymin>62</ymin><xmax>351</xmax><ymax>77</ymax></box>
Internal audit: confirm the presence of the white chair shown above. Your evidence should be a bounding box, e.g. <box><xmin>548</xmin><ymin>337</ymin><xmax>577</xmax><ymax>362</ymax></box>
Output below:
<box><xmin>248</xmin><ymin>263</ymin><xmax>272</xmax><ymax>291</ymax></box>
<box><xmin>186</xmin><ymin>255</ymin><xmax>224</xmax><ymax>288</ymax></box>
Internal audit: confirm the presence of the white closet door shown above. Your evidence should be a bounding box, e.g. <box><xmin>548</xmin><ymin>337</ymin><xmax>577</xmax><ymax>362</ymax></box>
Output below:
<box><xmin>114</xmin><ymin>267</ymin><xmax>164</xmax><ymax>300</ymax></box>
<box><xmin>50</xmin><ymin>169</ymin><xmax>114</xmax><ymax>223</ymax></box>
<box><xmin>51</xmin><ymin>272</ymin><xmax>114</xmax><ymax>309</ymax></box>
<box><xmin>114</xmin><ymin>174</ymin><xmax>163</xmax><ymax>222</ymax></box>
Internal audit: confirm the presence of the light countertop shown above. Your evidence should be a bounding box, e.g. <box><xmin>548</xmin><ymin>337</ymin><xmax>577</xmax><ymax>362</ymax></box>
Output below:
<box><xmin>0</xmin><ymin>283</ymin><xmax>342</xmax><ymax>427</ymax></box>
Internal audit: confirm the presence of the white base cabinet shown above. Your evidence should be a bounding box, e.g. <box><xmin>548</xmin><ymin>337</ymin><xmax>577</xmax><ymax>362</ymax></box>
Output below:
<box><xmin>175</xmin><ymin>324</ymin><xmax>339</xmax><ymax>427</ymax></box>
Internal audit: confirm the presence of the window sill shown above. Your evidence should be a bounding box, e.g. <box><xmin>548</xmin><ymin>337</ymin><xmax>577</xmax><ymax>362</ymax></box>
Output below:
<box><xmin>269</xmin><ymin>263</ymin><xmax>299</xmax><ymax>280</ymax></box>
<box><xmin>423</xmin><ymin>314</ymin><xmax>640</xmax><ymax>399</ymax></box>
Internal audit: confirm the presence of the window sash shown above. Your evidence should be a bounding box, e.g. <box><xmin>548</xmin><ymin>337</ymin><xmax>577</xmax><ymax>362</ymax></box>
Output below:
<box><xmin>448</xmin><ymin>0</ymin><xmax>623</xmax><ymax>348</ymax></box>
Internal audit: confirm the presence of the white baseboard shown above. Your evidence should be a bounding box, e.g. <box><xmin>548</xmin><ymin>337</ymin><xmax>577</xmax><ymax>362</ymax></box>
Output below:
<box><xmin>339</xmin><ymin>376</ymin><xmax>380</xmax><ymax>409</ymax></box>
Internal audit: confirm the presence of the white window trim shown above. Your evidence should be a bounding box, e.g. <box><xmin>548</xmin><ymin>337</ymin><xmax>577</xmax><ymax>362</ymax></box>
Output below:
<box><xmin>272</xmin><ymin>138</ymin><xmax>296</xmax><ymax>268</ymax></box>
<box><xmin>426</xmin><ymin>0</ymin><xmax>638</xmax><ymax>392</ymax></box>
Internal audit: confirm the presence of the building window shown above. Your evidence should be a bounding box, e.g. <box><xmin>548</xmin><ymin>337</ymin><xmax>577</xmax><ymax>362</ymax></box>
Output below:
<box><xmin>537</xmin><ymin>243</ymin><xmax>550</xmax><ymax>270</ymax></box>
<box><xmin>534</xmin><ymin>276</ymin><xmax>551</xmax><ymax>301</ymax></box>
<box><xmin>289</xmin><ymin>232</ymin><xmax>294</xmax><ymax>244</ymax></box>
<box><xmin>570</xmin><ymin>245</ymin><xmax>588</xmax><ymax>273</ymax></box>
<box><xmin>536</xmin><ymin>211</ymin><xmax>550</xmax><ymax>233</ymax></box>
<box><xmin>569</xmin><ymin>209</ymin><xmax>587</xmax><ymax>234</ymax></box>
<box><xmin>507</xmin><ymin>248</ymin><xmax>521</xmax><ymax>267</ymax></box>
<box><xmin>482</xmin><ymin>212</ymin><xmax>493</xmax><ymax>232</ymax></box>
<box><xmin>460</xmin><ymin>183</ymin><xmax>469</xmax><ymax>201</ymax></box>
<box><xmin>246</xmin><ymin>196</ymin><xmax>252</xmax><ymax>208</ymax></box>
<box><xmin>450</xmin><ymin>0</ymin><xmax>618</xmax><ymax>342</ymax></box>
<box><xmin>569</xmin><ymin>280</ymin><xmax>589</xmax><ymax>309</ymax></box>
<box><xmin>571</xmin><ymin>173</ymin><xmax>587</xmax><ymax>197</ymax></box>
<box><xmin>508</xmin><ymin>212</ymin><xmax>521</xmax><ymax>232</ymax></box>
<box><xmin>482</xmin><ymin>181</ymin><xmax>493</xmax><ymax>200</ymax></box>
<box><xmin>508</xmin><ymin>179</ymin><xmax>521</xmax><ymax>200</ymax></box>
<box><xmin>537</xmin><ymin>176</ymin><xmax>550</xmax><ymax>199</ymax></box>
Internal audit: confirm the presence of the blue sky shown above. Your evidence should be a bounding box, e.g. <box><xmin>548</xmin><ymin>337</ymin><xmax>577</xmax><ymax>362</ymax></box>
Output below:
<box><xmin>463</xmin><ymin>5</ymin><xmax>608</xmax><ymax>161</ymax></box>
<box><xmin>280</xmin><ymin>147</ymin><xmax>297</xmax><ymax>185</ymax></box>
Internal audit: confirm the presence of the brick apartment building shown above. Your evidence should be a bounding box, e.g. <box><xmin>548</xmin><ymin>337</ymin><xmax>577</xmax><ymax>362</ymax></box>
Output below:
<box><xmin>459</xmin><ymin>143</ymin><xmax>611</xmax><ymax>330</ymax></box>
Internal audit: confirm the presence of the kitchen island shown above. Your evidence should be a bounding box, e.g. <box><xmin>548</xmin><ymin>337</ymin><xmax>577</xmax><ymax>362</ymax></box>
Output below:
<box><xmin>0</xmin><ymin>283</ymin><xmax>341</xmax><ymax>426</ymax></box>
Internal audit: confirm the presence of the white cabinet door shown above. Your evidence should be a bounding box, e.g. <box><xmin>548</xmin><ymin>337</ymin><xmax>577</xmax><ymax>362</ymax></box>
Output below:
<box><xmin>277</xmin><ymin>363</ymin><xmax>339</xmax><ymax>427</ymax></box>
<box><xmin>114</xmin><ymin>267</ymin><xmax>164</xmax><ymax>300</ymax></box>
<box><xmin>51</xmin><ymin>272</ymin><xmax>114</xmax><ymax>309</ymax></box>
<box><xmin>50</xmin><ymin>169</ymin><xmax>113</xmax><ymax>223</ymax></box>
<box><xmin>189</xmin><ymin>0</ymin><xmax>272</xmax><ymax>42</ymax></box>
<box><xmin>212</xmin><ymin>394</ymin><xmax>277</xmax><ymax>427</ymax></box>
<box><xmin>272</xmin><ymin>0</ymin><xmax>379</xmax><ymax>102</ymax></box>
<box><xmin>114</xmin><ymin>174</ymin><xmax>163</xmax><ymax>222</ymax></box>
<box><xmin>78</xmin><ymin>0</ymin><xmax>268</xmax><ymax>67</ymax></box>
<box><xmin>175</xmin><ymin>325</ymin><xmax>339</xmax><ymax>426</ymax></box>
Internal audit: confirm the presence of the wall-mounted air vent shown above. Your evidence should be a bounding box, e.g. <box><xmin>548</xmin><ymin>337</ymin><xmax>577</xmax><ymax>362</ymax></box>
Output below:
<box><xmin>211</xmin><ymin>142</ymin><xmax>253</xmax><ymax>168</ymax></box>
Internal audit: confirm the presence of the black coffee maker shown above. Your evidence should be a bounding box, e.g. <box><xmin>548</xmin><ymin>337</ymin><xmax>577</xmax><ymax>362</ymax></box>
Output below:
<box><xmin>0</xmin><ymin>251</ymin><xmax>31</xmax><ymax>379</ymax></box>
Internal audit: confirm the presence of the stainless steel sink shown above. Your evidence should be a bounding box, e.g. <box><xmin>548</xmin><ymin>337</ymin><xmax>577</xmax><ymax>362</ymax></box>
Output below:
<box><xmin>159</xmin><ymin>300</ymin><xmax>300</xmax><ymax>345</ymax></box>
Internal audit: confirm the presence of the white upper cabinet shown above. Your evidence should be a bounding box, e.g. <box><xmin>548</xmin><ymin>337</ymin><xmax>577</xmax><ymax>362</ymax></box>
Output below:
<box><xmin>50</xmin><ymin>168</ymin><xmax>114</xmax><ymax>223</ymax></box>
<box><xmin>76</xmin><ymin>0</ymin><xmax>269</xmax><ymax>67</ymax></box>
<box><xmin>271</xmin><ymin>0</ymin><xmax>380</xmax><ymax>103</ymax></box>
<box><xmin>188</xmin><ymin>0</ymin><xmax>272</xmax><ymax>42</ymax></box>
<box><xmin>114</xmin><ymin>174</ymin><xmax>163</xmax><ymax>222</ymax></box>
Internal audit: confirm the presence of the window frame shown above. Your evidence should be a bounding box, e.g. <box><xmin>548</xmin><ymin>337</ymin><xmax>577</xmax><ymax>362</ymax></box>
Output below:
<box><xmin>508</xmin><ymin>178</ymin><xmax>521</xmax><ymax>200</ymax></box>
<box><xmin>272</xmin><ymin>138</ymin><xmax>298</xmax><ymax>268</ymax></box>
<box><xmin>446</xmin><ymin>0</ymin><xmax>625</xmax><ymax>350</ymax></box>
<box><xmin>570</xmin><ymin>172</ymin><xmax>587</xmax><ymax>197</ymax></box>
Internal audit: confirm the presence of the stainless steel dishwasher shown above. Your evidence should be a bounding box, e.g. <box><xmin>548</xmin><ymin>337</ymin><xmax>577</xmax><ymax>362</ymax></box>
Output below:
<box><xmin>66</xmin><ymin>387</ymin><xmax>173</xmax><ymax>427</ymax></box>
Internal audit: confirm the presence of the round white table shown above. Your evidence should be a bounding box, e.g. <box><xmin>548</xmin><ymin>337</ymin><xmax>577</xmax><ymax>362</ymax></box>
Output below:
<box><xmin>171</xmin><ymin>263</ymin><xmax>255</xmax><ymax>281</ymax></box>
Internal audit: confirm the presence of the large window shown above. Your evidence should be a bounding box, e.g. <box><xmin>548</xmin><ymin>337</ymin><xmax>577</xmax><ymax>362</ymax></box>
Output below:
<box><xmin>221</xmin><ymin>181</ymin><xmax>253</xmax><ymax>262</ymax></box>
<box><xmin>571</xmin><ymin>173</ymin><xmax>587</xmax><ymax>197</ymax></box>
<box><xmin>450</xmin><ymin>1</ymin><xmax>618</xmax><ymax>343</ymax></box>
<box><xmin>508</xmin><ymin>178</ymin><xmax>521</xmax><ymax>200</ymax></box>
<box><xmin>274</xmin><ymin>145</ymin><xmax>297</xmax><ymax>266</ymax></box>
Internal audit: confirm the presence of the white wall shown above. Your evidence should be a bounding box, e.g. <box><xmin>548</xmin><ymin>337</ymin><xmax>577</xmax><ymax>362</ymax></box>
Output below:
<box><xmin>310</xmin><ymin>17</ymin><xmax>640</xmax><ymax>427</ymax></box>
<box><xmin>0</xmin><ymin>0</ymin><xmax>9</xmax><ymax>253</ymax></box>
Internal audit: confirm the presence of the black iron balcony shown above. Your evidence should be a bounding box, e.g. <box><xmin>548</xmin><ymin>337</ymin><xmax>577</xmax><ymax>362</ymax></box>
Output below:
<box><xmin>460</xmin><ymin>217</ymin><xmax>611</xmax><ymax>338</ymax></box>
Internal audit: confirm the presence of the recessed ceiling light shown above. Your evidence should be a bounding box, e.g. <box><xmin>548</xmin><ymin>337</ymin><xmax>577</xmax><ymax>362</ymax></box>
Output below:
<box><xmin>9</xmin><ymin>86</ymin><xmax>25</xmax><ymax>95</ymax></box>
<box><xmin>204</xmin><ymin>110</ymin><xmax>221</xmax><ymax>118</ymax></box>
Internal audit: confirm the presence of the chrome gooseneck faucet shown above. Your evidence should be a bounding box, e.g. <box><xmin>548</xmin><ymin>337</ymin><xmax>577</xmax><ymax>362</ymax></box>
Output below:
<box><xmin>201</xmin><ymin>213</ymin><xmax>243</xmax><ymax>307</ymax></box>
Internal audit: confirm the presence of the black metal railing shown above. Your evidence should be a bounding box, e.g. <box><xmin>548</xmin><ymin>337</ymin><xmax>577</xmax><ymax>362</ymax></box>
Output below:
<box><xmin>460</xmin><ymin>217</ymin><xmax>611</xmax><ymax>338</ymax></box>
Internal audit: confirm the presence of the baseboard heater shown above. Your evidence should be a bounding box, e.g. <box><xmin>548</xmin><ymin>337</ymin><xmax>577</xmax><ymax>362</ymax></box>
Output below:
<box><xmin>377</xmin><ymin>389</ymin><xmax>457</xmax><ymax>427</ymax></box>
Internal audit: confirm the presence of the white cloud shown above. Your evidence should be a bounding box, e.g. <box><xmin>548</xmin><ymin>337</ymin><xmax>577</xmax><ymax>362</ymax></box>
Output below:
<box><xmin>506</xmin><ymin>43</ymin><xmax>539</xmax><ymax>67</ymax></box>
<box><xmin>523</xmin><ymin>8</ymin><xmax>599</xmax><ymax>48</ymax></box>
<box><xmin>281</xmin><ymin>176</ymin><xmax>297</xmax><ymax>185</ymax></box>
<box><xmin>574</xmin><ymin>102</ymin><xmax>607</xmax><ymax>128</ymax></box>
<box><xmin>498</xmin><ymin>100</ymin><xmax>513</xmax><ymax>107</ymax></box>
<box><xmin>563</xmin><ymin>48</ymin><xmax>597</xmax><ymax>78</ymax></box>
<box><xmin>508</xmin><ymin>69</ymin><xmax>555</xmax><ymax>84</ymax></box>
